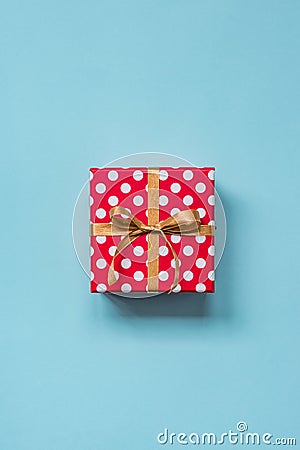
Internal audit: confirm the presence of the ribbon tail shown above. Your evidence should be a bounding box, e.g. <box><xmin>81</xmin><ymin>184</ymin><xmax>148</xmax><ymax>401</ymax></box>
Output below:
<box><xmin>108</xmin><ymin>232</ymin><xmax>140</xmax><ymax>286</ymax></box>
<box><xmin>159</xmin><ymin>231</ymin><xmax>180</xmax><ymax>294</ymax></box>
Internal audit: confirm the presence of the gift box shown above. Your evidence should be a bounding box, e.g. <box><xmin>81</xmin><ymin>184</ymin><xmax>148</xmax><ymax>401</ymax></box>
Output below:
<box><xmin>90</xmin><ymin>167</ymin><xmax>215</xmax><ymax>294</ymax></box>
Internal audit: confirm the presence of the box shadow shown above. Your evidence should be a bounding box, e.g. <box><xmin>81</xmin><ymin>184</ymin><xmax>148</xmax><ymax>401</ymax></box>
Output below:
<box><xmin>91</xmin><ymin>184</ymin><xmax>237</xmax><ymax>319</ymax></box>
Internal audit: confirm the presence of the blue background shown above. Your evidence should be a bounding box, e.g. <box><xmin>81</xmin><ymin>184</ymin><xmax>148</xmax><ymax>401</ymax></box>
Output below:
<box><xmin>1</xmin><ymin>1</ymin><xmax>299</xmax><ymax>449</ymax></box>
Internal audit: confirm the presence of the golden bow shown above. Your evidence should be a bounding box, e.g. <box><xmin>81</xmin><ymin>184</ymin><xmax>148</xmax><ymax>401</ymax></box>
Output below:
<box><xmin>90</xmin><ymin>206</ymin><xmax>214</xmax><ymax>292</ymax></box>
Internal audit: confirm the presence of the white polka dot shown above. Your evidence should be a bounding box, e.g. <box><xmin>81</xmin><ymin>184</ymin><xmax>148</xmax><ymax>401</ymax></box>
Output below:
<box><xmin>171</xmin><ymin>258</ymin><xmax>181</xmax><ymax>268</ymax></box>
<box><xmin>121</xmin><ymin>183</ymin><xmax>131</xmax><ymax>193</ymax></box>
<box><xmin>121</xmin><ymin>283</ymin><xmax>132</xmax><ymax>293</ymax></box>
<box><xmin>208</xmin><ymin>245</ymin><xmax>215</xmax><ymax>256</ymax></box>
<box><xmin>195</xmin><ymin>235</ymin><xmax>206</xmax><ymax>244</ymax></box>
<box><xmin>90</xmin><ymin>246</ymin><xmax>94</xmax><ymax>256</ymax></box>
<box><xmin>121</xmin><ymin>258</ymin><xmax>131</xmax><ymax>269</ymax></box>
<box><xmin>159</xmin><ymin>195</ymin><xmax>169</xmax><ymax>206</ymax></box>
<box><xmin>90</xmin><ymin>196</ymin><xmax>94</xmax><ymax>205</ymax></box>
<box><xmin>208</xmin><ymin>270</ymin><xmax>215</xmax><ymax>281</ymax></box>
<box><xmin>145</xmin><ymin>184</ymin><xmax>148</xmax><ymax>192</ymax></box>
<box><xmin>133</xmin><ymin>170</ymin><xmax>143</xmax><ymax>181</ymax></box>
<box><xmin>208</xmin><ymin>220</ymin><xmax>215</xmax><ymax>226</ymax></box>
<box><xmin>108</xmin><ymin>246</ymin><xmax>117</xmax><ymax>256</ymax></box>
<box><xmin>134</xmin><ymin>271</ymin><xmax>144</xmax><ymax>281</ymax></box>
<box><xmin>133</xmin><ymin>246</ymin><xmax>144</xmax><ymax>257</ymax></box>
<box><xmin>90</xmin><ymin>271</ymin><xmax>94</xmax><ymax>280</ymax></box>
<box><xmin>196</xmin><ymin>258</ymin><xmax>206</xmax><ymax>268</ymax></box>
<box><xmin>183</xmin><ymin>270</ymin><xmax>193</xmax><ymax>281</ymax></box>
<box><xmin>96</xmin><ymin>182</ymin><xmax>106</xmax><ymax>194</ymax></box>
<box><xmin>172</xmin><ymin>284</ymin><xmax>181</xmax><ymax>293</ymax></box>
<box><xmin>145</xmin><ymin>209</ymin><xmax>148</xmax><ymax>217</ymax></box>
<box><xmin>159</xmin><ymin>245</ymin><xmax>169</xmax><ymax>256</ymax></box>
<box><xmin>96</xmin><ymin>208</ymin><xmax>106</xmax><ymax>219</ymax></box>
<box><xmin>171</xmin><ymin>182</ymin><xmax>181</xmax><ymax>193</ymax></box>
<box><xmin>108</xmin><ymin>195</ymin><xmax>118</xmax><ymax>206</ymax></box>
<box><xmin>96</xmin><ymin>258</ymin><xmax>106</xmax><ymax>269</ymax></box>
<box><xmin>113</xmin><ymin>271</ymin><xmax>119</xmax><ymax>281</ymax></box>
<box><xmin>208</xmin><ymin>170</ymin><xmax>215</xmax><ymax>180</ymax></box>
<box><xmin>195</xmin><ymin>182</ymin><xmax>206</xmax><ymax>193</ymax></box>
<box><xmin>171</xmin><ymin>208</ymin><xmax>180</xmax><ymax>216</ymax></box>
<box><xmin>183</xmin><ymin>245</ymin><xmax>194</xmax><ymax>256</ymax></box>
<box><xmin>183</xmin><ymin>195</ymin><xmax>193</xmax><ymax>206</ymax></box>
<box><xmin>108</xmin><ymin>170</ymin><xmax>118</xmax><ymax>181</ymax></box>
<box><xmin>183</xmin><ymin>170</ymin><xmax>193</xmax><ymax>181</ymax></box>
<box><xmin>208</xmin><ymin>195</ymin><xmax>215</xmax><ymax>206</ymax></box>
<box><xmin>96</xmin><ymin>236</ymin><xmax>106</xmax><ymax>244</ymax></box>
<box><xmin>171</xmin><ymin>235</ymin><xmax>181</xmax><ymax>243</ymax></box>
<box><xmin>133</xmin><ymin>195</ymin><xmax>144</xmax><ymax>206</ymax></box>
<box><xmin>96</xmin><ymin>283</ymin><xmax>107</xmax><ymax>292</ymax></box>
<box><xmin>90</xmin><ymin>171</ymin><xmax>94</xmax><ymax>180</ymax></box>
<box><xmin>197</xmin><ymin>208</ymin><xmax>206</xmax><ymax>218</ymax></box>
<box><xmin>159</xmin><ymin>170</ymin><xmax>168</xmax><ymax>181</ymax></box>
<box><xmin>196</xmin><ymin>283</ymin><xmax>206</xmax><ymax>293</ymax></box>
<box><xmin>159</xmin><ymin>271</ymin><xmax>169</xmax><ymax>281</ymax></box>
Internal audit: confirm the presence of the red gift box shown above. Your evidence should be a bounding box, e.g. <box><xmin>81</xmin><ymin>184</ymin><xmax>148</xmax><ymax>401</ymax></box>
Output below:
<box><xmin>90</xmin><ymin>167</ymin><xmax>215</xmax><ymax>294</ymax></box>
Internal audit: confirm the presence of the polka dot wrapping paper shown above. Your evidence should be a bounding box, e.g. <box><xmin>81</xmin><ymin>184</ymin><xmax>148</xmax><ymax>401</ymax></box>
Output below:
<box><xmin>90</xmin><ymin>167</ymin><xmax>215</xmax><ymax>294</ymax></box>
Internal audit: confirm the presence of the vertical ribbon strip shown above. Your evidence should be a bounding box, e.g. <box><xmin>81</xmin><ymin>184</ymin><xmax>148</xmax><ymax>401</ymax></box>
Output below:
<box><xmin>147</xmin><ymin>168</ymin><xmax>160</xmax><ymax>291</ymax></box>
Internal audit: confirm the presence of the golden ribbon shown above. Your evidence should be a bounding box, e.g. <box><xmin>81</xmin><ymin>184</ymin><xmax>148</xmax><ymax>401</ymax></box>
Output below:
<box><xmin>90</xmin><ymin>168</ymin><xmax>214</xmax><ymax>292</ymax></box>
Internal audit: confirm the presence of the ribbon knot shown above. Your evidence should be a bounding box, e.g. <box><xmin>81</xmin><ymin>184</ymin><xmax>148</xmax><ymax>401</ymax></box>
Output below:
<box><xmin>139</xmin><ymin>224</ymin><xmax>157</xmax><ymax>232</ymax></box>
